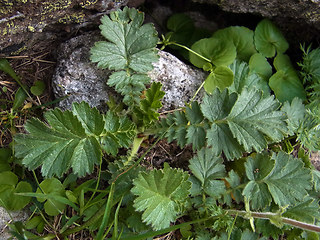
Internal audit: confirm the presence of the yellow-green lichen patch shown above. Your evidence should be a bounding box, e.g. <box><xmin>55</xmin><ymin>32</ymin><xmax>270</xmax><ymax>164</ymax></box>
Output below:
<box><xmin>1</xmin><ymin>21</ymin><xmax>19</xmax><ymax>36</ymax></box>
<box><xmin>27</xmin><ymin>25</ymin><xmax>35</xmax><ymax>32</ymax></box>
<box><xmin>58</xmin><ymin>12</ymin><xmax>86</xmax><ymax>24</ymax></box>
<box><xmin>80</xmin><ymin>0</ymin><xmax>98</xmax><ymax>8</ymax></box>
<box><xmin>42</xmin><ymin>0</ymin><xmax>72</xmax><ymax>14</ymax></box>
<box><xmin>304</xmin><ymin>10</ymin><xmax>320</xmax><ymax>22</ymax></box>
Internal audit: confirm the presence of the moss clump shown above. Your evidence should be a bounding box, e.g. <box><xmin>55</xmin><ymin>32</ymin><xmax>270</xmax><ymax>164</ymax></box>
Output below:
<box><xmin>41</xmin><ymin>0</ymin><xmax>72</xmax><ymax>14</ymax></box>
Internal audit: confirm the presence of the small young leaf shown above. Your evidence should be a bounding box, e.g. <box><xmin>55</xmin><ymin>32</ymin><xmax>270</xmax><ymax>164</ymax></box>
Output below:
<box><xmin>131</xmin><ymin>163</ymin><xmax>191</xmax><ymax>230</ymax></box>
<box><xmin>281</xmin><ymin>97</ymin><xmax>306</xmax><ymax>135</ymax></box>
<box><xmin>135</xmin><ymin>82</ymin><xmax>165</xmax><ymax>125</ymax></box>
<box><xmin>0</xmin><ymin>58</ymin><xmax>19</xmax><ymax>81</ymax></box>
<box><xmin>212</xmin><ymin>26</ymin><xmax>257</xmax><ymax>62</ymax></box>
<box><xmin>189</xmin><ymin>148</ymin><xmax>226</xmax><ymax>197</ymax></box>
<box><xmin>12</xmin><ymin>87</ymin><xmax>28</xmax><ymax>111</ymax></box>
<box><xmin>190</xmin><ymin>37</ymin><xmax>237</xmax><ymax>68</ymax></box>
<box><xmin>204</xmin><ymin>66</ymin><xmax>234</xmax><ymax>93</ymax></box>
<box><xmin>36</xmin><ymin>178</ymin><xmax>66</xmax><ymax>216</ymax></box>
<box><xmin>254</xmin><ymin>19</ymin><xmax>289</xmax><ymax>57</ymax></box>
<box><xmin>30</xmin><ymin>81</ymin><xmax>45</xmax><ymax>96</ymax></box>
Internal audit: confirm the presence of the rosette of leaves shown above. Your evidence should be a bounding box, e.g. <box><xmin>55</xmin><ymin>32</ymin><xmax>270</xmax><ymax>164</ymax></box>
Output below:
<box><xmin>14</xmin><ymin>102</ymin><xmax>135</xmax><ymax>177</ymax></box>
<box><xmin>90</xmin><ymin>7</ymin><xmax>159</xmax><ymax>106</ymax></box>
<box><xmin>156</xmin><ymin>88</ymin><xmax>288</xmax><ymax>160</ymax></box>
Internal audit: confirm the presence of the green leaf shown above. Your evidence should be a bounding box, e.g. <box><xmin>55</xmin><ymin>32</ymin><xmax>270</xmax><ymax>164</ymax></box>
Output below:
<box><xmin>36</xmin><ymin>178</ymin><xmax>66</xmax><ymax>216</ymax></box>
<box><xmin>0</xmin><ymin>171</ymin><xmax>32</xmax><ymax>211</ymax></box>
<box><xmin>300</xmin><ymin>46</ymin><xmax>320</xmax><ymax>82</ymax></box>
<box><xmin>249</xmin><ymin>53</ymin><xmax>273</xmax><ymax>80</ymax></box>
<box><xmin>202</xmin><ymin>88</ymin><xmax>288</xmax><ymax>158</ymax></box>
<box><xmin>212</xmin><ymin>26</ymin><xmax>257</xmax><ymax>62</ymax></box>
<box><xmin>12</xmin><ymin>87</ymin><xmax>27</xmax><ymax>111</ymax></box>
<box><xmin>15</xmin><ymin>102</ymin><xmax>134</xmax><ymax>177</ymax></box>
<box><xmin>284</xmin><ymin>199</ymin><xmax>320</xmax><ymax>223</ymax></box>
<box><xmin>204</xmin><ymin>66</ymin><xmax>234</xmax><ymax>93</ymax></box>
<box><xmin>190</xmin><ymin>37</ymin><xmax>237</xmax><ymax>68</ymax></box>
<box><xmin>108</xmin><ymin>71</ymin><xmax>150</xmax><ymax>105</ymax></box>
<box><xmin>227</xmin><ymin>88</ymin><xmax>287</xmax><ymax>152</ymax></box>
<box><xmin>135</xmin><ymin>82</ymin><xmax>165</xmax><ymax>125</ymax></box>
<box><xmin>281</xmin><ymin>97</ymin><xmax>306</xmax><ymax>135</ymax></box>
<box><xmin>131</xmin><ymin>163</ymin><xmax>191</xmax><ymax>230</ymax></box>
<box><xmin>269</xmin><ymin>69</ymin><xmax>306</xmax><ymax>103</ymax></box>
<box><xmin>229</xmin><ymin>60</ymin><xmax>270</xmax><ymax>95</ymax></box>
<box><xmin>90</xmin><ymin>7</ymin><xmax>158</xmax><ymax>72</ymax></box>
<box><xmin>101</xmin><ymin>111</ymin><xmax>136</xmax><ymax>155</ymax></box>
<box><xmin>90</xmin><ymin>7</ymin><xmax>158</xmax><ymax>106</ymax></box>
<box><xmin>0</xmin><ymin>148</ymin><xmax>11</xmax><ymax>172</ymax></box>
<box><xmin>243</xmin><ymin>152</ymin><xmax>312</xmax><ymax>209</ymax></box>
<box><xmin>156</xmin><ymin>101</ymin><xmax>207</xmax><ymax>150</ymax></box>
<box><xmin>201</xmin><ymin>89</ymin><xmax>244</xmax><ymax>159</ymax></box>
<box><xmin>30</xmin><ymin>81</ymin><xmax>45</xmax><ymax>96</ymax></box>
<box><xmin>254</xmin><ymin>19</ymin><xmax>289</xmax><ymax>57</ymax></box>
<box><xmin>189</xmin><ymin>148</ymin><xmax>226</xmax><ymax>197</ymax></box>
<box><xmin>0</xmin><ymin>58</ymin><xmax>19</xmax><ymax>81</ymax></box>
<box><xmin>72</xmin><ymin>101</ymin><xmax>105</xmax><ymax>135</ymax></box>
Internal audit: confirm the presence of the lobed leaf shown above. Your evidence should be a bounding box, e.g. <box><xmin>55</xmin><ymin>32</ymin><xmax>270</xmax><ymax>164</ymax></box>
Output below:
<box><xmin>243</xmin><ymin>152</ymin><xmax>312</xmax><ymax>209</ymax></box>
<box><xmin>229</xmin><ymin>60</ymin><xmax>270</xmax><ymax>96</ymax></box>
<box><xmin>15</xmin><ymin>102</ymin><xmax>135</xmax><ymax>177</ymax></box>
<box><xmin>131</xmin><ymin>163</ymin><xmax>191</xmax><ymax>230</ymax></box>
<box><xmin>189</xmin><ymin>148</ymin><xmax>226</xmax><ymax>197</ymax></box>
<box><xmin>135</xmin><ymin>82</ymin><xmax>165</xmax><ymax>126</ymax></box>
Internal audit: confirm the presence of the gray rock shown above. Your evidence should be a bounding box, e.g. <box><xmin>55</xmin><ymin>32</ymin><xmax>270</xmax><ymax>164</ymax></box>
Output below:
<box><xmin>52</xmin><ymin>31</ymin><xmax>206</xmax><ymax>111</ymax></box>
<box><xmin>0</xmin><ymin>207</ymin><xmax>29</xmax><ymax>240</ymax></box>
<box><xmin>191</xmin><ymin>0</ymin><xmax>320</xmax><ymax>43</ymax></box>
<box><xmin>52</xmin><ymin>31</ymin><xmax>115</xmax><ymax>111</ymax></box>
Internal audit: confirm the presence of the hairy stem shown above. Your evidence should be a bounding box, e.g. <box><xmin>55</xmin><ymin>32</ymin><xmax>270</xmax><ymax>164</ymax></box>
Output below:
<box><xmin>170</xmin><ymin>42</ymin><xmax>211</xmax><ymax>63</ymax></box>
<box><xmin>227</xmin><ymin>209</ymin><xmax>320</xmax><ymax>233</ymax></box>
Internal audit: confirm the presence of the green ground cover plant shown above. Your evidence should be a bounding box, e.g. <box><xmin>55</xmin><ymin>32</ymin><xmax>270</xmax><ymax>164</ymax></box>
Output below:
<box><xmin>1</xmin><ymin>6</ymin><xmax>320</xmax><ymax>240</ymax></box>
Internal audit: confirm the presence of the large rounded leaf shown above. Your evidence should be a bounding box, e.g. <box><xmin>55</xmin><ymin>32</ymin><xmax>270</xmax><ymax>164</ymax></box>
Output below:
<box><xmin>213</xmin><ymin>26</ymin><xmax>257</xmax><ymax>62</ymax></box>
<box><xmin>190</xmin><ymin>37</ymin><xmax>237</xmax><ymax>68</ymax></box>
<box><xmin>254</xmin><ymin>19</ymin><xmax>289</xmax><ymax>58</ymax></box>
<box><xmin>204</xmin><ymin>66</ymin><xmax>234</xmax><ymax>93</ymax></box>
<box><xmin>269</xmin><ymin>70</ymin><xmax>306</xmax><ymax>103</ymax></box>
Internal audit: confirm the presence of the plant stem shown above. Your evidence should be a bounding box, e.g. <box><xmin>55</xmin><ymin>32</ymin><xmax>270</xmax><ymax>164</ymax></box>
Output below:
<box><xmin>190</xmin><ymin>80</ymin><xmax>206</xmax><ymax>102</ymax></box>
<box><xmin>226</xmin><ymin>209</ymin><xmax>320</xmax><ymax>233</ymax></box>
<box><xmin>170</xmin><ymin>42</ymin><xmax>211</xmax><ymax>63</ymax></box>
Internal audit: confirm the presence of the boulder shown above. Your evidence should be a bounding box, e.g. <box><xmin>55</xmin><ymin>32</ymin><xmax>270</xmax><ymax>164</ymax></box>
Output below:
<box><xmin>191</xmin><ymin>0</ymin><xmax>320</xmax><ymax>44</ymax></box>
<box><xmin>0</xmin><ymin>0</ymin><xmax>140</xmax><ymax>55</ymax></box>
<box><xmin>52</xmin><ymin>31</ymin><xmax>206</xmax><ymax>111</ymax></box>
